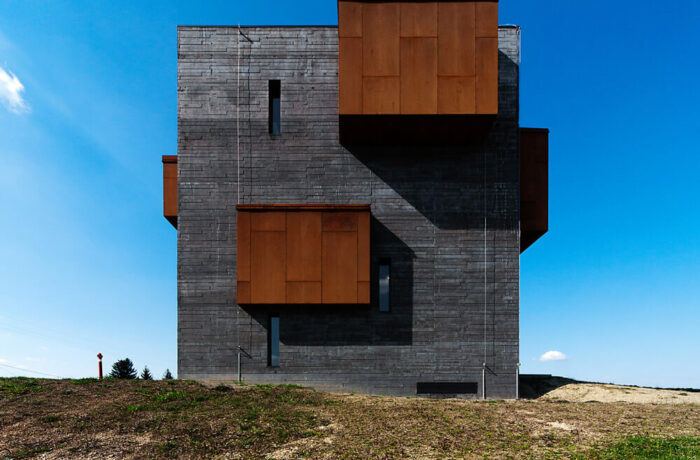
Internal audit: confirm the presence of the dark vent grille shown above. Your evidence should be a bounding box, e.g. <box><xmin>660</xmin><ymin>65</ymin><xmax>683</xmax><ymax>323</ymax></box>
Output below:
<box><xmin>416</xmin><ymin>382</ymin><xmax>478</xmax><ymax>394</ymax></box>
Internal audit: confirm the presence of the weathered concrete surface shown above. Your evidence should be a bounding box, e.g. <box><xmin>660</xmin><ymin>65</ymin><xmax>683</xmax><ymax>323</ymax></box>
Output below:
<box><xmin>177</xmin><ymin>26</ymin><xmax>521</xmax><ymax>398</ymax></box>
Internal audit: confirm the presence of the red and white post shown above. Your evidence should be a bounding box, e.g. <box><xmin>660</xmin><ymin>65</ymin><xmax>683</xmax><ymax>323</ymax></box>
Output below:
<box><xmin>97</xmin><ymin>353</ymin><xmax>103</xmax><ymax>379</ymax></box>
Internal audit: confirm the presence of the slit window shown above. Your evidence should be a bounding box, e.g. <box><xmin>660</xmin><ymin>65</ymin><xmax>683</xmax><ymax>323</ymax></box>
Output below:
<box><xmin>379</xmin><ymin>261</ymin><xmax>390</xmax><ymax>312</ymax></box>
<box><xmin>269</xmin><ymin>316</ymin><xmax>280</xmax><ymax>367</ymax></box>
<box><xmin>269</xmin><ymin>80</ymin><xmax>281</xmax><ymax>135</ymax></box>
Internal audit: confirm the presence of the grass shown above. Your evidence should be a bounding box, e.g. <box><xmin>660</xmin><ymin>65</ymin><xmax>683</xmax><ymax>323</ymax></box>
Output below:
<box><xmin>0</xmin><ymin>377</ymin><xmax>697</xmax><ymax>459</ymax></box>
<box><xmin>154</xmin><ymin>440</ymin><xmax>178</xmax><ymax>453</ymax></box>
<box><xmin>8</xmin><ymin>445</ymin><xmax>51</xmax><ymax>459</ymax></box>
<box><xmin>0</xmin><ymin>377</ymin><xmax>43</xmax><ymax>398</ymax></box>
<box><xmin>65</xmin><ymin>378</ymin><xmax>99</xmax><ymax>385</ymax></box>
<box><xmin>585</xmin><ymin>436</ymin><xmax>700</xmax><ymax>459</ymax></box>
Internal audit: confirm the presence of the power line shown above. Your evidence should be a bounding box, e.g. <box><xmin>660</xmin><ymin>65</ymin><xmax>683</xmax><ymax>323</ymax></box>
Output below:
<box><xmin>0</xmin><ymin>363</ymin><xmax>61</xmax><ymax>378</ymax></box>
<box><xmin>0</xmin><ymin>315</ymin><xmax>97</xmax><ymax>353</ymax></box>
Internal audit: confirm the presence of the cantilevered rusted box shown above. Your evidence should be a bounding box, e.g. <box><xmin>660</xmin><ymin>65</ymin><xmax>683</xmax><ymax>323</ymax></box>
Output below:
<box><xmin>338</xmin><ymin>0</ymin><xmax>499</xmax><ymax>144</ymax></box>
<box><xmin>162</xmin><ymin>155</ymin><xmax>177</xmax><ymax>229</ymax></box>
<box><xmin>520</xmin><ymin>128</ymin><xmax>549</xmax><ymax>252</ymax></box>
<box><xmin>236</xmin><ymin>204</ymin><xmax>371</xmax><ymax>305</ymax></box>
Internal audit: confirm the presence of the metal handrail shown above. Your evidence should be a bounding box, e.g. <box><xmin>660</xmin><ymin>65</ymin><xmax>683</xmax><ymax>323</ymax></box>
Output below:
<box><xmin>236</xmin><ymin>346</ymin><xmax>252</xmax><ymax>383</ymax></box>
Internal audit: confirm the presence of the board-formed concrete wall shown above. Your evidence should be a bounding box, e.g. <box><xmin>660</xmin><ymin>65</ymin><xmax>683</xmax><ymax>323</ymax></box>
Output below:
<box><xmin>177</xmin><ymin>25</ymin><xmax>521</xmax><ymax>398</ymax></box>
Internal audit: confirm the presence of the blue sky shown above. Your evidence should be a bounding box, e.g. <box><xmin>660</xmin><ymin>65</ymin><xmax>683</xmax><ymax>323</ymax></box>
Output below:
<box><xmin>0</xmin><ymin>0</ymin><xmax>698</xmax><ymax>388</ymax></box>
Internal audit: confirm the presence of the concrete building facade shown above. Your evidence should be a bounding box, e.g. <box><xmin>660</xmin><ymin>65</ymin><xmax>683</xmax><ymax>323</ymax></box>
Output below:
<box><xmin>165</xmin><ymin>1</ymin><xmax>548</xmax><ymax>398</ymax></box>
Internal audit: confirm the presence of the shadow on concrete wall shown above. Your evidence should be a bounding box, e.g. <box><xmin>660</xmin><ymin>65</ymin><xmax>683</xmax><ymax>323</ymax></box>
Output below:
<box><xmin>349</xmin><ymin>144</ymin><xmax>492</xmax><ymax>230</ymax></box>
<box><xmin>241</xmin><ymin>217</ymin><xmax>414</xmax><ymax>346</ymax></box>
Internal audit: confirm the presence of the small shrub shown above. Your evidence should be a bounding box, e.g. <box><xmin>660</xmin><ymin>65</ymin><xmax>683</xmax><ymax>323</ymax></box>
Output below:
<box><xmin>213</xmin><ymin>384</ymin><xmax>233</xmax><ymax>392</ymax></box>
<box><xmin>109</xmin><ymin>358</ymin><xmax>137</xmax><ymax>379</ymax></box>
<box><xmin>140</xmin><ymin>366</ymin><xmax>153</xmax><ymax>380</ymax></box>
<box><xmin>124</xmin><ymin>404</ymin><xmax>153</xmax><ymax>413</ymax></box>
<box><xmin>155</xmin><ymin>440</ymin><xmax>177</xmax><ymax>452</ymax></box>
<box><xmin>41</xmin><ymin>415</ymin><xmax>61</xmax><ymax>423</ymax></box>
<box><xmin>163</xmin><ymin>369</ymin><xmax>173</xmax><ymax>380</ymax></box>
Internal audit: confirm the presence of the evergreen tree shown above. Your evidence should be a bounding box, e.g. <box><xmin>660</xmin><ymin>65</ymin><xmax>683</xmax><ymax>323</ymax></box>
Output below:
<box><xmin>109</xmin><ymin>358</ymin><xmax>137</xmax><ymax>379</ymax></box>
<box><xmin>163</xmin><ymin>369</ymin><xmax>173</xmax><ymax>380</ymax></box>
<box><xmin>140</xmin><ymin>366</ymin><xmax>153</xmax><ymax>380</ymax></box>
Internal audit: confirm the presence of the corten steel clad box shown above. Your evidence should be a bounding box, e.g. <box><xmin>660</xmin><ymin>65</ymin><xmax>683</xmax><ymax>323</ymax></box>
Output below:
<box><xmin>162</xmin><ymin>155</ymin><xmax>178</xmax><ymax>229</ymax></box>
<box><xmin>338</xmin><ymin>0</ymin><xmax>499</xmax><ymax>115</ymax></box>
<box><xmin>337</xmin><ymin>0</ymin><xmax>499</xmax><ymax>144</ymax></box>
<box><xmin>520</xmin><ymin>128</ymin><xmax>549</xmax><ymax>252</ymax></box>
<box><xmin>236</xmin><ymin>204</ymin><xmax>371</xmax><ymax>305</ymax></box>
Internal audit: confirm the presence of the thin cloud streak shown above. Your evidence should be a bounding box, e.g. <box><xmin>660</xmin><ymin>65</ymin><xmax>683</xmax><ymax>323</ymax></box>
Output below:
<box><xmin>0</xmin><ymin>65</ymin><xmax>29</xmax><ymax>113</ymax></box>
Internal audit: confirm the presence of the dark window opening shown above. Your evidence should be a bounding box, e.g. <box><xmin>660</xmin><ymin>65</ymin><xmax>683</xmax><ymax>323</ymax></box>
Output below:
<box><xmin>268</xmin><ymin>316</ymin><xmax>280</xmax><ymax>367</ymax></box>
<box><xmin>379</xmin><ymin>260</ymin><xmax>390</xmax><ymax>312</ymax></box>
<box><xmin>417</xmin><ymin>382</ymin><xmax>478</xmax><ymax>394</ymax></box>
<box><xmin>269</xmin><ymin>80</ymin><xmax>281</xmax><ymax>135</ymax></box>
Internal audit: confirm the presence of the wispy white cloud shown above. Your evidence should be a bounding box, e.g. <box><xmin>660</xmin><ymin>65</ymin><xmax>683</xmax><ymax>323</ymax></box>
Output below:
<box><xmin>0</xmin><ymin>65</ymin><xmax>29</xmax><ymax>114</ymax></box>
<box><xmin>539</xmin><ymin>350</ymin><xmax>568</xmax><ymax>362</ymax></box>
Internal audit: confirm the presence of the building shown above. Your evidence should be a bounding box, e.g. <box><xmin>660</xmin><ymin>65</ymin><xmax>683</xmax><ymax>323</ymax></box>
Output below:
<box><xmin>163</xmin><ymin>0</ymin><xmax>549</xmax><ymax>398</ymax></box>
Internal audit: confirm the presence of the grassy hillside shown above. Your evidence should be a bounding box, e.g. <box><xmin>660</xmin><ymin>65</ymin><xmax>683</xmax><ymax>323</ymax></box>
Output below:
<box><xmin>0</xmin><ymin>377</ymin><xmax>698</xmax><ymax>459</ymax></box>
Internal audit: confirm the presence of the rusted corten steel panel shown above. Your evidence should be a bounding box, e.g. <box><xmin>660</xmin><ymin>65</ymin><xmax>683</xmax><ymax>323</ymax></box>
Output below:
<box><xmin>323</xmin><ymin>231</ymin><xmax>358</xmax><ymax>303</ymax></box>
<box><xmin>339</xmin><ymin>37</ymin><xmax>363</xmax><ymax>113</ymax></box>
<box><xmin>400</xmin><ymin>2</ymin><xmax>437</xmax><ymax>37</ymax></box>
<box><xmin>520</xmin><ymin>128</ymin><xmax>549</xmax><ymax>253</ymax></box>
<box><xmin>338</xmin><ymin>1</ymin><xmax>363</xmax><ymax>37</ymax></box>
<box><xmin>237</xmin><ymin>211</ymin><xmax>251</xmax><ymax>281</ymax></box>
<box><xmin>363</xmin><ymin>76</ymin><xmax>400</xmax><ymax>113</ymax></box>
<box><xmin>400</xmin><ymin>37</ymin><xmax>438</xmax><ymax>114</ymax></box>
<box><xmin>438</xmin><ymin>76</ymin><xmax>476</xmax><ymax>113</ymax></box>
<box><xmin>476</xmin><ymin>37</ymin><xmax>498</xmax><ymax>113</ymax></box>
<box><xmin>162</xmin><ymin>155</ymin><xmax>177</xmax><ymax>229</ymax></box>
<box><xmin>236</xmin><ymin>205</ymin><xmax>371</xmax><ymax>304</ymax></box>
<box><xmin>437</xmin><ymin>2</ymin><xmax>476</xmax><ymax>77</ymax></box>
<box><xmin>338</xmin><ymin>0</ymin><xmax>498</xmax><ymax>116</ymax></box>
<box><xmin>251</xmin><ymin>230</ymin><xmax>287</xmax><ymax>303</ymax></box>
<box><xmin>286</xmin><ymin>212</ymin><xmax>323</xmax><ymax>282</ymax></box>
<box><xmin>362</xmin><ymin>2</ymin><xmax>400</xmax><ymax>77</ymax></box>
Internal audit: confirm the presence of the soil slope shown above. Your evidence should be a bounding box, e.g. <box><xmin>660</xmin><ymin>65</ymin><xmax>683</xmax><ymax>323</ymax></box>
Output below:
<box><xmin>0</xmin><ymin>378</ymin><xmax>698</xmax><ymax>459</ymax></box>
<box><xmin>541</xmin><ymin>382</ymin><xmax>700</xmax><ymax>404</ymax></box>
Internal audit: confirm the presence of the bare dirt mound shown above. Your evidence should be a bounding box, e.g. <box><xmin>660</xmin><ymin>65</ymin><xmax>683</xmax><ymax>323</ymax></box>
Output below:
<box><xmin>540</xmin><ymin>382</ymin><xmax>700</xmax><ymax>404</ymax></box>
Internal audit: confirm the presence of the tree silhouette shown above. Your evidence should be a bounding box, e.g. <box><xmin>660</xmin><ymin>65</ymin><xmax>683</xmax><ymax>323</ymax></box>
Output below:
<box><xmin>109</xmin><ymin>358</ymin><xmax>137</xmax><ymax>379</ymax></box>
<box><xmin>163</xmin><ymin>369</ymin><xmax>173</xmax><ymax>380</ymax></box>
<box><xmin>140</xmin><ymin>366</ymin><xmax>153</xmax><ymax>380</ymax></box>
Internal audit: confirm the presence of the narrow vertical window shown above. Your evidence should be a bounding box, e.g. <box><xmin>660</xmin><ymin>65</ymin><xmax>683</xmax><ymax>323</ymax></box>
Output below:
<box><xmin>379</xmin><ymin>261</ymin><xmax>390</xmax><ymax>312</ymax></box>
<box><xmin>269</xmin><ymin>80</ymin><xmax>281</xmax><ymax>135</ymax></box>
<box><xmin>269</xmin><ymin>316</ymin><xmax>280</xmax><ymax>367</ymax></box>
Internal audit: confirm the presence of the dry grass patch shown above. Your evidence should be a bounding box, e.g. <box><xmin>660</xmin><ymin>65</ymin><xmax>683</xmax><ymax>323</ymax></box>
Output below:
<box><xmin>0</xmin><ymin>378</ymin><xmax>698</xmax><ymax>459</ymax></box>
